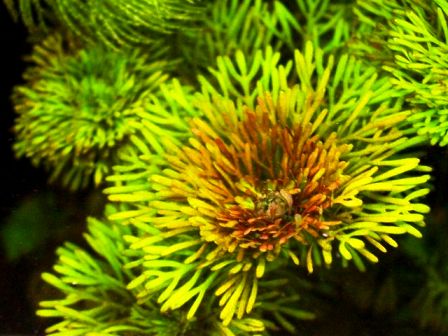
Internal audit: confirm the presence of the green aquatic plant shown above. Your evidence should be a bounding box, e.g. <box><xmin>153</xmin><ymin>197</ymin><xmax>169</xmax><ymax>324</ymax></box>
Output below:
<box><xmin>4</xmin><ymin>0</ymin><xmax>444</xmax><ymax>334</ymax></box>
<box><xmin>176</xmin><ymin>0</ymin><xmax>354</xmax><ymax>78</ymax></box>
<box><xmin>385</xmin><ymin>0</ymin><xmax>448</xmax><ymax>146</ymax></box>
<box><xmin>351</xmin><ymin>0</ymin><xmax>448</xmax><ymax>146</ymax></box>
<box><xmin>176</xmin><ymin>0</ymin><xmax>283</xmax><ymax>76</ymax></box>
<box><xmin>38</xmin><ymin>205</ymin><xmax>270</xmax><ymax>336</ymax></box>
<box><xmin>278</xmin><ymin>0</ymin><xmax>355</xmax><ymax>53</ymax></box>
<box><xmin>105</xmin><ymin>43</ymin><xmax>431</xmax><ymax>327</ymax></box>
<box><xmin>4</xmin><ymin>0</ymin><xmax>205</xmax><ymax>47</ymax></box>
<box><xmin>3</xmin><ymin>0</ymin><xmax>48</xmax><ymax>32</ymax></box>
<box><xmin>12</xmin><ymin>33</ymin><xmax>177</xmax><ymax>190</ymax></box>
<box><xmin>348</xmin><ymin>0</ymin><xmax>407</xmax><ymax>61</ymax></box>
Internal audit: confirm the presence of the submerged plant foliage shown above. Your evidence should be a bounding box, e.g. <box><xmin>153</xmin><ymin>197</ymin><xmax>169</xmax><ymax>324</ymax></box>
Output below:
<box><xmin>176</xmin><ymin>0</ymin><xmax>354</xmax><ymax>78</ymax></box>
<box><xmin>38</xmin><ymin>205</ymin><xmax>269</xmax><ymax>336</ymax></box>
<box><xmin>385</xmin><ymin>0</ymin><xmax>448</xmax><ymax>146</ymax></box>
<box><xmin>12</xmin><ymin>33</ymin><xmax>177</xmax><ymax>190</ymax></box>
<box><xmin>105</xmin><ymin>43</ymin><xmax>431</xmax><ymax>327</ymax></box>
<box><xmin>4</xmin><ymin>0</ymin><xmax>444</xmax><ymax>333</ymax></box>
<box><xmin>396</xmin><ymin>217</ymin><xmax>448</xmax><ymax>334</ymax></box>
<box><xmin>4</xmin><ymin>0</ymin><xmax>205</xmax><ymax>47</ymax></box>
<box><xmin>176</xmin><ymin>0</ymin><xmax>283</xmax><ymax>75</ymax></box>
<box><xmin>352</xmin><ymin>0</ymin><xmax>448</xmax><ymax>146</ymax></box>
<box><xmin>280</xmin><ymin>0</ymin><xmax>355</xmax><ymax>53</ymax></box>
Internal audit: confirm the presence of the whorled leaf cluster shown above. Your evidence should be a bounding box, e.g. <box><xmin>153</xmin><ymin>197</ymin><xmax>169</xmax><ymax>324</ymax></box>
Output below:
<box><xmin>351</xmin><ymin>0</ymin><xmax>448</xmax><ymax>146</ymax></box>
<box><xmin>3</xmin><ymin>0</ymin><xmax>443</xmax><ymax>334</ymax></box>
<box><xmin>100</xmin><ymin>43</ymin><xmax>430</xmax><ymax>330</ymax></box>
<box><xmin>12</xmin><ymin>33</ymin><xmax>197</xmax><ymax>190</ymax></box>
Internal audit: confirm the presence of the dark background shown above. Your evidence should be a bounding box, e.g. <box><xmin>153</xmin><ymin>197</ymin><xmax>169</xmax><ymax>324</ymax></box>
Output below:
<box><xmin>0</xmin><ymin>5</ymin><xmax>99</xmax><ymax>333</ymax></box>
<box><xmin>0</xmin><ymin>4</ymin><xmax>45</xmax><ymax>333</ymax></box>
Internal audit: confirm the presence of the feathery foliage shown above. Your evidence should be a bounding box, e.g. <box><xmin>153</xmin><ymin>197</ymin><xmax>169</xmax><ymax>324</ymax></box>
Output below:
<box><xmin>4</xmin><ymin>0</ymin><xmax>205</xmax><ymax>47</ymax></box>
<box><xmin>279</xmin><ymin>0</ymin><xmax>355</xmax><ymax>53</ymax></box>
<box><xmin>12</xmin><ymin>33</ymin><xmax>177</xmax><ymax>190</ymax></box>
<box><xmin>348</xmin><ymin>0</ymin><xmax>410</xmax><ymax>61</ymax></box>
<box><xmin>352</xmin><ymin>0</ymin><xmax>448</xmax><ymax>146</ymax></box>
<box><xmin>3</xmin><ymin>0</ymin><xmax>445</xmax><ymax>334</ymax></box>
<box><xmin>105</xmin><ymin>43</ymin><xmax>430</xmax><ymax>327</ymax></box>
<box><xmin>176</xmin><ymin>0</ymin><xmax>283</xmax><ymax>76</ymax></box>
<box><xmin>175</xmin><ymin>0</ymin><xmax>355</xmax><ymax>78</ymax></box>
<box><xmin>396</xmin><ymin>214</ymin><xmax>448</xmax><ymax>334</ymax></box>
<box><xmin>38</xmin><ymin>205</ymin><xmax>269</xmax><ymax>335</ymax></box>
<box><xmin>386</xmin><ymin>0</ymin><xmax>448</xmax><ymax>146</ymax></box>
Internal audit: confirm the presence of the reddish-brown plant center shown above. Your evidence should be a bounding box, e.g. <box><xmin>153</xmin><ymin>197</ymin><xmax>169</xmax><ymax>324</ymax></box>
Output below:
<box><xmin>214</xmin><ymin>123</ymin><xmax>347</xmax><ymax>254</ymax></box>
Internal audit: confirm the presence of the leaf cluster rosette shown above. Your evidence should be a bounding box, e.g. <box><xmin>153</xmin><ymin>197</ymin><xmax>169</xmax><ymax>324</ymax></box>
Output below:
<box><xmin>105</xmin><ymin>42</ymin><xmax>431</xmax><ymax>327</ymax></box>
<box><xmin>352</xmin><ymin>0</ymin><xmax>448</xmax><ymax>146</ymax></box>
<box><xmin>12</xmin><ymin>33</ymin><xmax>189</xmax><ymax>190</ymax></box>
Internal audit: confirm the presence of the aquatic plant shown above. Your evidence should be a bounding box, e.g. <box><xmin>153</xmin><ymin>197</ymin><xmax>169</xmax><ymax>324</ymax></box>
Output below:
<box><xmin>38</xmin><ymin>205</ymin><xmax>270</xmax><ymax>335</ymax></box>
<box><xmin>3</xmin><ymin>0</ymin><xmax>205</xmax><ymax>47</ymax></box>
<box><xmin>352</xmin><ymin>0</ymin><xmax>448</xmax><ymax>146</ymax></box>
<box><xmin>280</xmin><ymin>0</ymin><xmax>355</xmax><ymax>53</ymax></box>
<box><xmin>176</xmin><ymin>0</ymin><xmax>283</xmax><ymax>75</ymax></box>
<box><xmin>176</xmin><ymin>0</ymin><xmax>354</xmax><ymax>77</ymax></box>
<box><xmin>12</xmin><ymin>33</ymin><xmax>174</xmax><ymax>190</ymax></box>
<box><xmin>3</xmin><ymin>0</ymin><xmax>444</xmax><ymax>334</ymax></box>
<box><xmin>385</xmin><ymin>0</ymin><xmax>448</xmax><ymax>146</ymax></box>
<box><xmin>105</xmin><ymin>43</ymin><xmax>431</xmax><ymax>327</ymax></box>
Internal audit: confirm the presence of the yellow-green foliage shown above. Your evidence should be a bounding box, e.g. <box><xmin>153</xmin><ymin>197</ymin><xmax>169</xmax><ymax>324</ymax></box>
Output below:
<box><xmin>5</xmin><ymin>0</ymin><xmax>441</xmax><ymax>334</ymax></box>
<box><xmin>173</xmin><ymin>0</ymin><xmax>355</xmax><ymax>80</ymax></box>
<box><xmin>4</xmin><ymin>0</ymin><xmax>205</xmax><ymax>47</ymax></box>
<box><xmin>12</xmin><ymin>33</ymin><xmax>185</xmax><ymax>190</ymax></box>
<box><xmin>38</xmin><ymin>205</ymin><xmax>268</xmax><ymax>336</ymax></box>
<box><xmin>105</xmin><ymin>43</ymin><xmax>430</xmax><ymax>328</ymax></box>
<box><xmin>352</xmin><ymin>0</ymin><xmax>448</xmax><ymax>146</ymax></box>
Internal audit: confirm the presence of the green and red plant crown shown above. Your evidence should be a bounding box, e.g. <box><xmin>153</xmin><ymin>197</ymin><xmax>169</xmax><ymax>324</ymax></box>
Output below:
<box><xmin>105</xmin><ymin>43</ymin><xmax>431</xmax><ymax>326</ymax></box>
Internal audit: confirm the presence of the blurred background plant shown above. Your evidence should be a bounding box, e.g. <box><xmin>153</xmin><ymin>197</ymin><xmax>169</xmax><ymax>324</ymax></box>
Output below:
<box><xmin>3</xmin><ymin>0</ymin><xmax>205</xmax><ymax>47</ymax></box>
<box><xmin>2</xmin><ymin>0</ymin><xmax>448</xmax><ymax>335</ymax></box>
<box><xmin>12</xmin><ymin>33</ymin><xmax>174</xmax><ymax>190</ymax></box>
